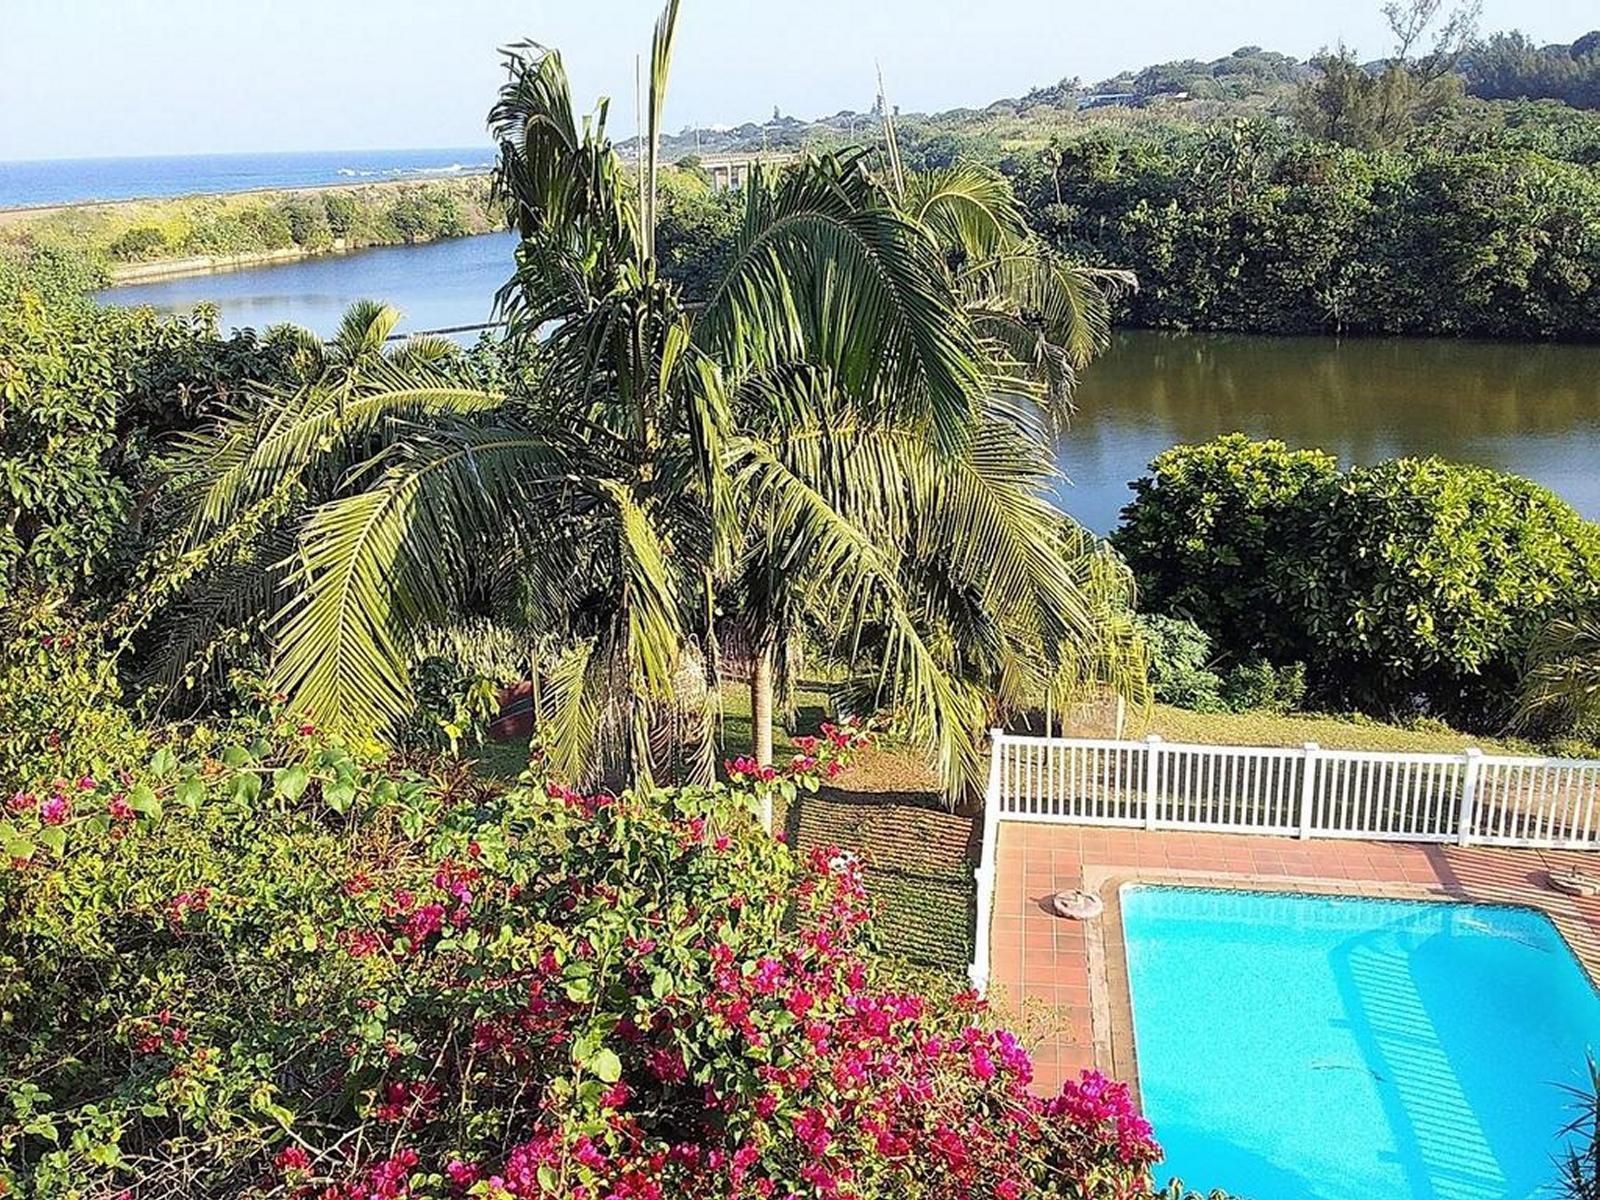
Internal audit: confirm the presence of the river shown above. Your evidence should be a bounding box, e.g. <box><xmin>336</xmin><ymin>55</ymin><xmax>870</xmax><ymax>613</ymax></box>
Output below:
<box><xmin>101</xmin><ymin>233</ymin><xmax>1600</xmax><ymax>533</ymax></box>
<box><xmin>101</xmin><ymin>232</ymin><xmax>519</xmax><ymax>340</ymax></box>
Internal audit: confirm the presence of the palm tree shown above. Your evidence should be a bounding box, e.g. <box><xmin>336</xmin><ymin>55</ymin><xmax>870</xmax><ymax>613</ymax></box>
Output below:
<box><xmin>1515</xmin><ymin>615</ymin><xmax>1600</xmax><ymax>734</ymax></box>
<box><xmin>134</xmin><ymin>2</ymin><xmax>1144</xmax><ymax>797</ymax></box>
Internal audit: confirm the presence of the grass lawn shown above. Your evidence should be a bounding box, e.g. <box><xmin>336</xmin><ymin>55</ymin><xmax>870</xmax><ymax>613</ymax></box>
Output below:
<box><xmin>1137</xmin><ymin>705</ymin><xmax>1540</xmax><ymax>755</ymax></box>
<box><xmin>469</xmin><ymin>691</ymin><xmax>1548</xmax><ymax>981</ymax></box>
<box><xmin>720</xmin><ymin>681</ymin><xmax>977</xmax><ymax>976</ymax></box>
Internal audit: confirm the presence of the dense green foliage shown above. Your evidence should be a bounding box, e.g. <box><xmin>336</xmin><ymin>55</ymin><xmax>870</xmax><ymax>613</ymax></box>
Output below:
<box><xmin>1118</xmin><ymin>436</ymin><xmax>1600</xmax><ymax>726</ymax></box>
<box><xmin>1315</xmin><ymin>457</ymin><xmax>1600</xmax><ymax>715</ymax></box>
<box><xmin>653</xmin><ymin>164</ymin><xmax>742</xmax><ymax>298</ymax></box>
<box><xmin>1466</xmin><ymin>31</ymin><xmax>1600</xmax><ymax>110</ymax></box>
<box><xmin>0</xmin><ymin>701</ymin><xmax>1164</xmax><ymax>1200</ymax></box>
<box><xmin>0</xmin><ymin>268</ymin><xmax>304</xmax><ymax>602</ymax></box>
<box><xmin>1115</xmin><ymin>437</ymin><xmax>1339</xmax><ymax>662</ymax></box>
<box><xmin>1</xmin><ymin>178</ymin><xmax>496</xmax><ymax>271</ymax></box>
<box><xmin>650</xmin><ymin>113</ymin><xmax>1600</xmax><ymax>342</ymax></box>
<box><xmin>1016</xmin><ymin>121</ymin><xmax>1600</xmax><ymax>339</ymax></box>
<box><xmin>1134</xmin><ymin>613</ymin><xmax>1305</xmax><ymax>715</ymax></box>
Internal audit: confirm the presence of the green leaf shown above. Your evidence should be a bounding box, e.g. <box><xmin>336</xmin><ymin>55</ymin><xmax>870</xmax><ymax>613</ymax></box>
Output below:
<box><xmin>323</xmin><ymin>780</ymin><xmax>356</xmax><ymax>813</ymax></box>
<box><xmin>589</xmin><ymin>1047</ymin><xmax>622</xmax><ymax>1083</ymax></box>
<box><xmin>37</xmin><ymin>827</ymin><xmax>66</xmax><ymax>856</ymax></box>
<box><xmin>273</xmin><ymin>765</ymin><xmax>310</xmax><ymax>803</ymax></box>
<box><xmin>4</xmin><ymin>838</ymin><xmax>35</xmax><ymax>863</ymax></box>
<box><xmin>175</xmin><ymin>776</ymin><xmax>206</xmax><ymax>812</ymax></box>
<box><xmin>128</xmin><ymin>783</ymin><xmax>161</xmax><ymax>819</ymax></box>
<box><xmin>149</xmin><ymin>747</ymin><xmax>177</xmax><ymax>778</ymax></box>
<box><xmin>230</xmin><ymin>772</ymin><xmax>263</xmax><ymax>805</ymax></box>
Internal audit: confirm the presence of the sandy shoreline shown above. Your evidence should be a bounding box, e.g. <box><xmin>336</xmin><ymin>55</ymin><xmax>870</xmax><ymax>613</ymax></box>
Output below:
<box><xmin>101</xmin><ymin>233</ymin><xmax>485</xmax><ymax>286</ymax></box>
<box><xmin>0</xmin><ymin>171</ymin><xmax>492</xmax><ymax>224</ymax></box>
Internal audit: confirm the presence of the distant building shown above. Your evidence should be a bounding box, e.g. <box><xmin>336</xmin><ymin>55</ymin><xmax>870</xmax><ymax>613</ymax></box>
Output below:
<box><xmin>1077</xmin><ymin>92</ymin><xmax>1138</xmax><ymax>110</ymax></box>
<box><xmin>696</xmin><ymin>150</ymin><xmax>800</xmax><ymax>192</ymax></box>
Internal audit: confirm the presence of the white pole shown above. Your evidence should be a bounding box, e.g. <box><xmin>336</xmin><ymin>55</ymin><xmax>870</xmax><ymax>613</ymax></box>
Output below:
<box><xmin>1458</xmin><ymin>748</ymin><xmax>1483</xmax><ymax>847</ymax></box>
<box><xmin>969</xmin><ymin>729</ymin><xmax>1006</xmax><ymax>994</ymax></box>
<box><xmin>1144</xmin><ymin>734</ymin><xmax>1163</xmax><ymax>830</ymax></box>
<box><xmin>1298</xmin><ymin>742</ymin><xmax>1319</xmax><ymax>839</ymax></box>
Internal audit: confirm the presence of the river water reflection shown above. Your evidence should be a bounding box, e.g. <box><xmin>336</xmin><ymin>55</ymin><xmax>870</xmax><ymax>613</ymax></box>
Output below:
<box><xmin>102</xmin><ymin>240</ymin><xmax>1600</xmax><ymax>534</ymax></box>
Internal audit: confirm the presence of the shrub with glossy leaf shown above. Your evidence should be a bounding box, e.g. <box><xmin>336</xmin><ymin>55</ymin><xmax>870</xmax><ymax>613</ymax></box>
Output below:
<box><xmin>1119</xmin><ymin>436</ymin><xmax>1600</xmax><ymax>726</ymax></box>
<box><xmin>1</xmin><ymin>710</ymin><xmax>1162</xmax><ymax>1200</ymax></box>
<box><xmin>1133</xmin><ymin>614</ymin><xmax>1223</xmax><ymax>712</ymax></box>
<box><xmin>1115</xmin><ymin>435</ymin><xmax>1339</xmax><ymax>663</ymax></box>
<box><xmin>0</xmin><ymin>274</ymin><xmax>304</xmax><ymax>602</ymax></box>
<box><xmin>1312</xmin><ymin>457</ymin><xmax>1600</xmax><ymax>719</ymax></box>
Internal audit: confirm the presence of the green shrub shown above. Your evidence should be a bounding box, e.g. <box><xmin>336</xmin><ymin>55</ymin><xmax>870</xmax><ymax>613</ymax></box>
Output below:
<box><xmin>0</xmin><ymin>293</ymin><xmax>135</xmax><ymax>595</ymax></box>
<box><xmin>1219</xmin><ymin>659</ymin><xmax>1306</xmax><ymax>715</ymax></box>
<box><xmin>402</xmin><ymin>655</ymin><xmax>501</xmax><ymax>755</ymax></box>
<box><xmin>1135</xmin><ymin>613</ymin><xmax>1224</xmax><ymax>710</ymax></box>
<box><xmin>1</xmin><ymin>710</ymin><xmax>1162</xmax><ymax>1199</ymax></box>
<box><xmin>236</xmin><ymin>204</ymin><xmax>294</xmax><ymax>250</ymax></box>
<box><xmin>106</xmin><ymin>225</ymin><xmax>168</xmax><ymax>262</ymax></box>
<box><xmin>279</xmin><ymin>196</ymin><xmax>333</xmax><ymax>250</ymax></box>
<box><xmin>322</xmin><ymin>192</ymin><xmax>358</xmax><ymax>237</ymax></box>
<box><xmin>1119</xmin><ymin>437</ymin><xmax>1600</xmax><ymax>727</ymax></box>
<box><xmin>1310</xmin><ymin>457</ymin><xmax>1600</xmax><ymax>720</ymax></box>
<box><xmin>0</xmin><ymin>244</ymin><xmax>109</xmax><ymax>309</ymax></box>
<box><xmin>1115</xmin><ymin>435</ymin><xmax>1339</xmax><ymax>661</ymax></box>
<box><xmin>0</xmin><ymin>285</ymin><xmax>304</xmax><ymax>601</ymax></box>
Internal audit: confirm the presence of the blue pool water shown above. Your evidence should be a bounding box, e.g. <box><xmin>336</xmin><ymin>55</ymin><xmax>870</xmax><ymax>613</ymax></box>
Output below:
<box><xmin>1122</xmin><ymin>886</ymin><xmax>1600</xmax><ymax>1200</ymax></box>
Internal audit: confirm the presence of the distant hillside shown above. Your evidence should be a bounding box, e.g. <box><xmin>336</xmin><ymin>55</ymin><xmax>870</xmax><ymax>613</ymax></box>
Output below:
<box><xmin>625</xmin><ymin>29</ymin><xmax>1599</xmax><ymax>163</ymax></box>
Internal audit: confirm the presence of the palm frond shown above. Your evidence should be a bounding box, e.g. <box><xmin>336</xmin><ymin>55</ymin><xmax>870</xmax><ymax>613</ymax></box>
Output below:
<box><xmin>698</xmin><ymin>155</ymin><xmax>990</xmax><ymax>455</ymax></box>
<box><xmin>900</xmin><ymin>163</ymin><xmax>1027</xmax><ymax>264</ymax></box>
<box><xmin>729</xmin><ymin>434</ymin><xmax>986</xmax><ymax>794</ymax></box>
<box><xmin>1516</xmin><ymin>615</ymin><xmax>1600</xmax><ymax>731</ymax></box>
<box><xmin>642</xmin><ymin>0</ymin><xmax>682</xmax><ymax>263</ymax></box>
<box><xmin>270</xmin><ymin>425</ymin><xmax>571</xmax><ymax>738</ymax></box>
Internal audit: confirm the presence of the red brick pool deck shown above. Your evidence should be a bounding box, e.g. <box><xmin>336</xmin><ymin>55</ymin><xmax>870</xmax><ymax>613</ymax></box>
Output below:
<box><xmin>985</xmin><ymin>824</ymin><xmax>1600</xmax><ymax>1096</ymax></box>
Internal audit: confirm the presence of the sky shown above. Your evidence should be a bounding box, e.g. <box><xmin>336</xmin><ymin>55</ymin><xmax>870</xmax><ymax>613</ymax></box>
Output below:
<box><xmin>1</xmin><ymin>0</ymin><xmax>1595</xmax><ymax>161</ymax></box>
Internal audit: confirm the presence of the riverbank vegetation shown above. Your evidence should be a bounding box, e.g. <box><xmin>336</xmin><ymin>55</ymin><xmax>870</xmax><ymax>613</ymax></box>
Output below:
<box><xmin>641</xmin><ymin>5</ymin><xmax>1600</xmax><ymax>342</ymax></box>
<box><xmin>0</xmin><ymin>176</ymin><xmax>497</xmax><ymax>281</ymax></box>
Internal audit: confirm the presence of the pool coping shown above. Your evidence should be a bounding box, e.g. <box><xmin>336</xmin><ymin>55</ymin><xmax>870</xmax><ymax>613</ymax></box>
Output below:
<box><xmin>1081</xmin><ymin>865</ymin><xmax>1600</xmax><ymax>1104</ymax></box>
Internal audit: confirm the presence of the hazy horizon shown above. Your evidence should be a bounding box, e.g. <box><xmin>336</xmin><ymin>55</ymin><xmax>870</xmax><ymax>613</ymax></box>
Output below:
<box><xmin>2</xmin><ymin>0</ymin><xmax>1595</xmax><ymax>163</ymax></box>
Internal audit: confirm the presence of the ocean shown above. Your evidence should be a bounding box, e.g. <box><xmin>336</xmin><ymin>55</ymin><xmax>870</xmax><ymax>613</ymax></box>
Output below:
<box><xmin>0</xmin><ymin>148</ymin><xmax>494</xmax><ymax>209</ymax></box>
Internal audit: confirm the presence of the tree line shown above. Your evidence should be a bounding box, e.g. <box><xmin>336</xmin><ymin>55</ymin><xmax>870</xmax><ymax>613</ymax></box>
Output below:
<box><xmin>1009</xmin><ymin>120</ymin><xmax>1600</xmax><ymax>340</ymax></box>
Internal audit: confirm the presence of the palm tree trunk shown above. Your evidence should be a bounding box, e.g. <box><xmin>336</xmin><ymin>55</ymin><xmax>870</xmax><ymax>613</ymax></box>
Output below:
<box><xmin>751</xmin><ymin>643</ymin><xmax>775</xmax><ymax>767</ymax></box>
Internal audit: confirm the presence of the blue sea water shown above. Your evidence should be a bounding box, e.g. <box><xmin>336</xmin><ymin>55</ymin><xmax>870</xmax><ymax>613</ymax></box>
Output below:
<box><xmin>1122</xmin><ymin>886</ymin><xmax>1600</xmax><ymax>1200</ymax></box>
<box><xmin>0</xmin><ymin>148</ymin><xmax>492</xmax><ymax>208</ymax></box>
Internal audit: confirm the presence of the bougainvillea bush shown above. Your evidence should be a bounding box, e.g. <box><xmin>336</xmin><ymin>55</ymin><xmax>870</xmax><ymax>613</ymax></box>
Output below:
<box><xmin>2</xmin><ymin>707</ymin><xmax>1160</xmax><ymax>1200</ymax></box>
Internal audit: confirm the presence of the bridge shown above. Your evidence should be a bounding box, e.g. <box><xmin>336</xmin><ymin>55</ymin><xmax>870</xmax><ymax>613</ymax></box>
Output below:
<box><xmin>692</xmin><ymin>150</ymin><xmax>800</xmax><ymax>192</ymax></box>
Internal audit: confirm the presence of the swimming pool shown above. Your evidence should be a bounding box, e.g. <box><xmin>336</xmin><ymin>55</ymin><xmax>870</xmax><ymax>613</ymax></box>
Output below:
<box><xmin>1122</xmin><ymin>886</ymin><xmax>1600</xmax><ymax>1200</ymax></box>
